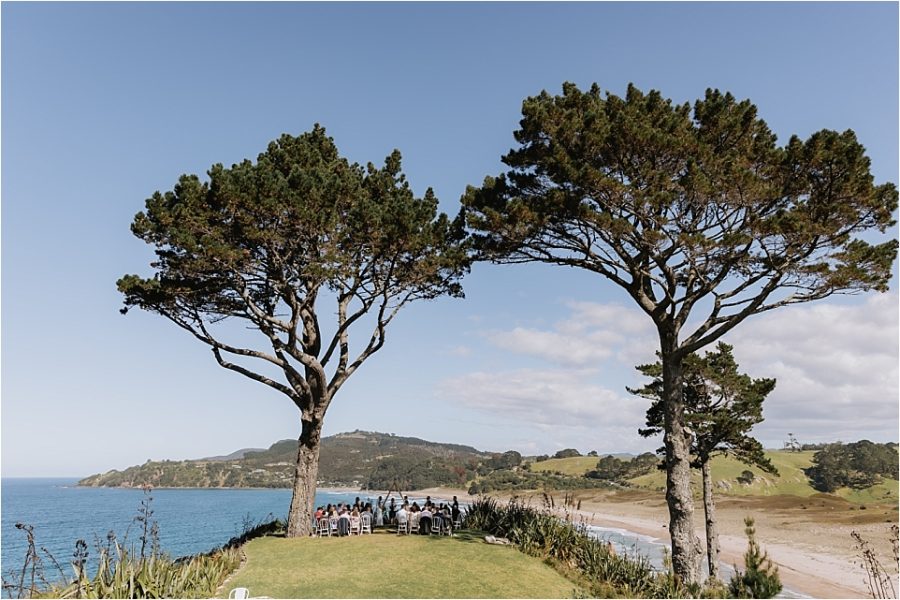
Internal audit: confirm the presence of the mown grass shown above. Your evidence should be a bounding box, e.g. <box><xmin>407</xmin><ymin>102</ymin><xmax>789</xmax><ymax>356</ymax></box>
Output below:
<box><xmin>220</xmin><ymin>530</ymin><xmax>585</xmax><ymax>598</ymax></box>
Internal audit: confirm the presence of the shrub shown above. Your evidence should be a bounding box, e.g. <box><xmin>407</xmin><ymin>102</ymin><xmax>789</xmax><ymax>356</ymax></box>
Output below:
<box><xmin>554</xmin><ymin>449</ymin><xmax>582</xmax><ymax>459</ymax></box>
<box><xmin>728</xmin><ymin>517</ymin><xmax>782</xmax><ymax>598</ymax></box>
<box><xmin>737</xmin><ymin>470</ymin><xmax>755</xmax><ymax>485</ymax></box>
<box><xmin>464</xmin><ymin>497</ymin><xmax>692</xmax><ymax>598</ymax></box>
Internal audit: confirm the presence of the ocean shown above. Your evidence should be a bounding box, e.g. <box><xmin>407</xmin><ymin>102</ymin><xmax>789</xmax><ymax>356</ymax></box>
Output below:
<box><xmin>0</xmin><ymin>478</ymin><xmax>369</xmax><ymax>590</ymax></box>
<box><xmin>1</xmin><ymin>478</ymin><xmax>804</xmax><ymax>598</ymax></box>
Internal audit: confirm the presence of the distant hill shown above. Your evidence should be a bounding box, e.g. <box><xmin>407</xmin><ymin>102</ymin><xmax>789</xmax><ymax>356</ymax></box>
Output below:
<box><xmin>78</xmin><ymin>431</ymin><xmax>490</xmax><ymax>489</ymax></box>
<box><xmin>532</xmin><ymin>450</ymin><xmax>899</xmax><ymax>505</ymax></box>
<box><xmin>200</xmin><ymin>448</ymin><xmax>266</xmax><ymax>462</ymax></box>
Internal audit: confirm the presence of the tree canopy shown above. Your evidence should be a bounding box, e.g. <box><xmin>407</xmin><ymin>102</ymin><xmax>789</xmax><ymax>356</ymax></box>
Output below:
<box><xmin>118</xmin><ymin>126</ymin><xmax>470</xmax><ymax>535</ymax></box>
<box><xmin>119</xmin><ymin>126</ymin><xmax>468</xmax><ymax>413</ymax></box>
<box><xmin>806</xmin><ymin>440</ymin><xmax>899</xmax><ymax>492</ymax></box>
<box><xmin>463</xmin><ymin>83</ymin><xmax>897</xmax><ymax>350</ymax></box>
<box><xmin>633</xmin><ymin>342</ymin><xmax>777</xmax><ymax>474</ymax></box>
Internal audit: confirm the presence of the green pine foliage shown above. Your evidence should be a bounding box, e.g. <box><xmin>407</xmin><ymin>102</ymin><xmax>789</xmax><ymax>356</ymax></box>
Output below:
<box><xmin>633</xmin><ymin>342</ymin><xmax>778</xmax><ymax>476</ymax></box>
<box><xmin>728</xmin><ymin>518</ymin><xmax>783</xmax><ymax>599</ymax></box>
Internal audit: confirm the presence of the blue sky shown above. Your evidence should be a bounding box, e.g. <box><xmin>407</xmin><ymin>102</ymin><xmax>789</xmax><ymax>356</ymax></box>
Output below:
<box><xmin>3</xmin><ymin>3</ymin><xmax>898</xmax><ymax>477</ymax></box>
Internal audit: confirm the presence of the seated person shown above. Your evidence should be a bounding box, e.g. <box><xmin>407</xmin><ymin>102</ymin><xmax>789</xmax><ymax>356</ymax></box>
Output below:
<box><xmin>396</xmin><ymin>504</ymin><xmax>409</xmax><ymax>528</ymax></box>
<box><xmin>419</xmin><ymin>506</ymin><xmax>433</xmax><ymax>534</ymax></box>
<box><xmin>337</xmin><ymin>508</ymin><xmax>351</xmax><ymax>536</ymax></box>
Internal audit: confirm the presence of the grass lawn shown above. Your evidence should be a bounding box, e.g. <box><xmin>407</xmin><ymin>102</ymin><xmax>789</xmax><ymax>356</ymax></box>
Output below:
<box><xmin>220</xmin><ymin>530</ymin><xmax>583</xmax><ymax>598</ymax></box>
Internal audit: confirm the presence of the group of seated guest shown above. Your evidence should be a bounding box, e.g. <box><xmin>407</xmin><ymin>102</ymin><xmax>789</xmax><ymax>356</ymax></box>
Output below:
<box><xmin>392</xmin><ymin>496</ymin><xmax>461</xmax><ymax>534</ymax></box>
<box><xmin>313</xmin><ymin>499</ymin><xmax>374</xmax><ymax>536</ymax></box>
<box><xmin>313</xmin><ymin>495</ymin><xmax>464</xmax><ymax>537</ymax></box>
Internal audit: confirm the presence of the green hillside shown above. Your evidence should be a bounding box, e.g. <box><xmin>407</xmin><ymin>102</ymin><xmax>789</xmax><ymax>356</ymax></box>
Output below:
<box><xmin>78</xmin><ymin>431</ymin><xmax>489</xmax><ymax>489</ymax></box>
<box><xmin>530</xmin><ymin>456</ymin><xmax>602</xmax><ymax>476</ymax></box>
<box><xmin>529</xmin><ymin>450</ymin><xmax>898</xmax><ymax>504</ymax></box>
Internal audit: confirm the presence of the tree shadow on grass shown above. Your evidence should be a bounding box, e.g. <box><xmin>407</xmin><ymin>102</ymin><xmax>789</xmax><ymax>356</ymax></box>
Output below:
<box><xmin>418</xmin><ymin>529</ymin><xmax>488</xmax><ymax>545</ymax></box>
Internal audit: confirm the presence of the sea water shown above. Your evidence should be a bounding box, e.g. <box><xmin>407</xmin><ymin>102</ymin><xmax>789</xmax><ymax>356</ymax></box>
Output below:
<box><xmin>2</xmin><ymin>479</ymin><xmax>805</xmax><ymax>598</ymax></box>
<box><xmin>0</xmin><ymin>478</ymin><xmax>370</xmax><ymax>592</ymax></box>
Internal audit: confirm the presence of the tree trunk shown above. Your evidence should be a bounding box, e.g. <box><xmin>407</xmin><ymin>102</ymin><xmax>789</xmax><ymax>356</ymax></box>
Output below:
<box><xmin>285</xmin><ymin>416</ymin><xmax>323</xmax><ymax>537</ymax></box>
<box><xmin>660</xmin><ymin>334</ymin><xmax>702</xmax><ymax>586</ymax></box>
<box><xmin>702</xmin><ymin>459</ymin><xmax>720</xmax><ymax>581</ymax></box>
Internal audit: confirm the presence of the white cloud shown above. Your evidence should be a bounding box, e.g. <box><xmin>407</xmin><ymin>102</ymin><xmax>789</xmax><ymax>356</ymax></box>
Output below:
<box><xmin>438</xmin><ymin>368</ymin><xmax>655</xmax><ymax>454</ymax></box>
<box><xmin>559</xmin><ymin>301</ymin><xmax>653</xmax><ymax>336</ymax></box>
<box><xmin>723</xmin><ymin>293</ymin><xmax>899</xmax><ymax>445</ymax></box>
<box><xmin>447</xmin><ymin>345</ymin><xmax>473</xmax><ymax>357</ymax></box>
<box><xmin>487</xmin><ymin>327</ymin><xmax>617</xmax><ymax>366</ymax></box>
<box><xmin>461</xmin><ymin>293</ymin><xmax>898</xmax><ymax>449</ymax></box>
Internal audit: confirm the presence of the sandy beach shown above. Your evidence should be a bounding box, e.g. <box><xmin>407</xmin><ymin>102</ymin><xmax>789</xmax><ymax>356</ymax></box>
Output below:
<box><xmin>408</xmin><ymin>486</ymin><xmax>898</xmax><ymax>599</ymax></box>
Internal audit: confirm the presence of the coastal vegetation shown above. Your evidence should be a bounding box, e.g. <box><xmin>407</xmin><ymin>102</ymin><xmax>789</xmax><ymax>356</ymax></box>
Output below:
<box><xmin>460</xmin><ymin>496</ymin><xmax>784</xmax><ymax>598</ymax></box>
<box><xmin>117</xmin><ymin>128</ymin><xmax>470</xmax><ymax>537</ymax></box>
<box><xmin>461</xmin><ymin>81</ymin><xmax>898</xmax><ymax>583</ymax></box>
<box><xmin>1</xmin><ymin>489</ymin><xmax>268</xmax><ymax>599</ymax></box>
<box><xmin>726</xmin><ymin>518</ymin><xmax>782</xmax><ymax>599</ymax></box>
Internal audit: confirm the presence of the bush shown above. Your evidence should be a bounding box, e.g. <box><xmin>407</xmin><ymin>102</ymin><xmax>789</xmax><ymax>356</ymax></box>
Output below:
<box><xmin>470</xmin><ymin>470</ymin><xmax>612</xmax><ymax>493</ymax></box>
<box><xmin>586</xmin><ymin>453</ymin><xmax>658</xmax><ymax>482</ymax></box>
<box><xmin>554</xmin><ymin>449</ymin><xmax>582</xmax><ymax>459</ymax></box>
<box><xmin>464</xmin><ymin>497</ymin><xmax>694</xmax><ymax>598</ymax></box>
<box><xmin>737</xmin><ymin>470</ymin><xmax>755</xmax><ymax>485</ymax></box>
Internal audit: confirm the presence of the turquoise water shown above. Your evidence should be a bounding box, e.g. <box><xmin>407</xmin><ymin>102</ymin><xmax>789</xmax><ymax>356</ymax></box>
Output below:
<box><xmin>0</xmin><ymin>478</ymin><xmax>367</xmax><ymax>590</ymax></box>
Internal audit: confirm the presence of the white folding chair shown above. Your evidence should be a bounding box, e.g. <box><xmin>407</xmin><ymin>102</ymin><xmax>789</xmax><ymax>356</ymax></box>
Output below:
<box><xmin>431</xmin><ymin>516</ymin><xmax>442</xmax><ymax>534</ymax></box>
<box><xmin>317</xmin><ymin>518</ymin><xmax>331</xmax><ymax>537</ymax></box>
<box><xmin>397</xmin><ymin>518</ymin><xmax>408</xmax><ymax>535</ymax></box>
<box><xmin>408</xmin><ymin>513</ymin><xmax>420</xmax><ymax>534</ymax></box>
<box><xmin>229</xmin><ymin>588</ymin><xmax>250</xmax><ymax>599</ymax></box>
<box><xmin>349</xmin><ymin>516</ymin><xmax>361</xmax><ymax>535</ymax></box>
<box><xmin>360</xmin><ymin>513</ymin><xmax>372</xmax><ymax>534</ymax></box>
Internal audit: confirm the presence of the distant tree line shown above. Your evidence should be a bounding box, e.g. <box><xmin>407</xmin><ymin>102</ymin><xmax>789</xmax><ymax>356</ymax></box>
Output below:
<box><xmin>586</xmin><ymin>453</ymin><xmax>659</xmax><ymax>483</ymax></box>
<box><xmin>805</xmin><ymin>441</ymin><xmax>898</xmax><ymax>493</ymax></box>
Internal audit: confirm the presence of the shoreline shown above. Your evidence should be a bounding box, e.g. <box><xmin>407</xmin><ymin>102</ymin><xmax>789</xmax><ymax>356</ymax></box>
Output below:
<box><xmin>61</xmin><ymin>482</ymin><xmax>891</xmax><ymax>598</ymax></box>
<box><xmin>415</xmin><ymin>486</ymin><xmax>883</xmax><ymax>599</ymax></box>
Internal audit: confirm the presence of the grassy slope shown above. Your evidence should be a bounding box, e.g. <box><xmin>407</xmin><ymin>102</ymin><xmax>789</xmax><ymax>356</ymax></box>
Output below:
<box><xmin>221</xmin><ymin>531</ymin><xmax>583</xmax><ymax>599</ymax></box>
<box><xmin>530</xmin><ymin>457</ymin><xmax>601</xmax><ymax>476</ymax></box>
<box><xmin>531</xmin><ymin>451</ymin><xmax>898</xmax><ymax>504</ymax></box>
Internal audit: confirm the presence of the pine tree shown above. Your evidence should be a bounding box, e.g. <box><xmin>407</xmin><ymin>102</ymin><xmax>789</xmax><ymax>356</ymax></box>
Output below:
<box><xmin>728</xmin><ymin>517</ymin><xmax>783</xmax><ymax>598</ymax></box>
<box><xmin>463</xmin><ymin>82</ymin><xmax>897</xmax><ymax>582</ymax></box>
<box><xmin>632</xmin><ymin>342</ymin><xmax>777</xmax><ymax>580</ymax></box>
